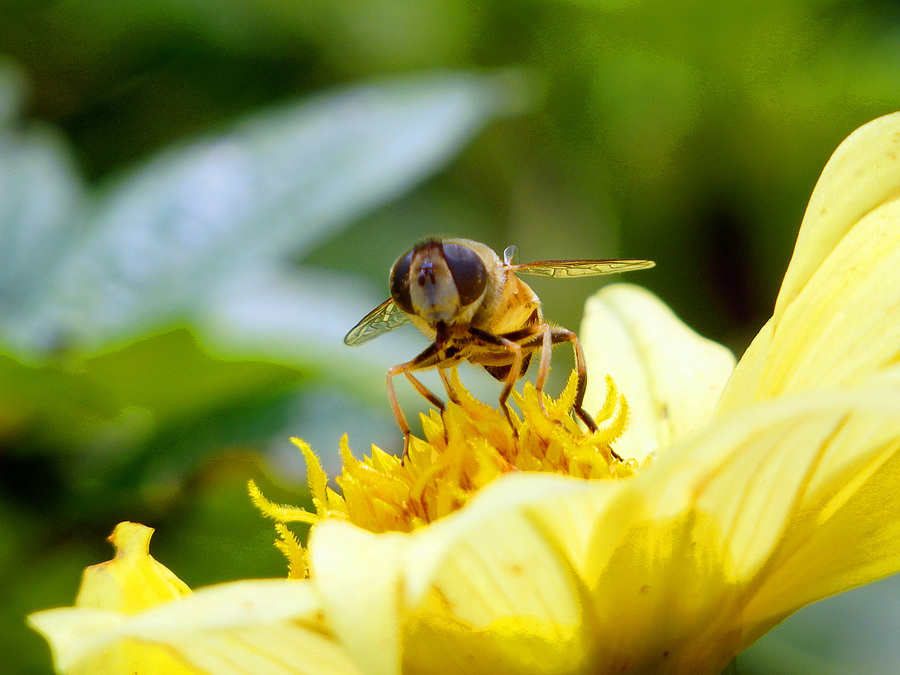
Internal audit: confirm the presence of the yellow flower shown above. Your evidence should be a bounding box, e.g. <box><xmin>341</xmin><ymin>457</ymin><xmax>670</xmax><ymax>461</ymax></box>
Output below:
<box><xmin>248</xmin><ymin>369</ymin><xmax>637</xmax><ymax>578</ymax></box>
<box><xmin>30</xmin><ymin>112</ymin><xmax>900</xmax><ymax>674</ymax></box>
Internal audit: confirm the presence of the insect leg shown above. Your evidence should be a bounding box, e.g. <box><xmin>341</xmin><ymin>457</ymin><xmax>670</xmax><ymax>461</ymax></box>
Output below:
<box><xmin>468</xmin><ymin>327</ymin><xmax>525</xmax><ymax>431</ymax></box>
<box><xmin>549</xmin><ymin>329</ymin><xmax>623</xmax><ymax>460</ymax></box>
<box><xmin>497</xmin><ymin>324</ymin><xmax>553</xmax><ymax>410</ymax></box>
<box><xmin>403</xmin><ymin>370</ymin><xmax>446</xmax><ymax>410</ymax></box>
<box><xmin>549</xmin><ymin>328</ymin><xmax>596</xmax><ymax>431</ymax></box>
<box><xmin>437</xmin><ymin>368</ymin><xmax>461</xmax><ymax>404</ymax></box>
<box><xmin>387</xmin><ymin>343</ymin><xmax>448</xmax><ymax>461</ymax></box>
<box><xmin>534</xmin><ymin>323</ymin><xmax>553</xmax><ymax>410</ymax></box>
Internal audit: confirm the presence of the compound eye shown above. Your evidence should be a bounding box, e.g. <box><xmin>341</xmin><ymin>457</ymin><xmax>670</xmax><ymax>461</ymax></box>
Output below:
<box><xmin>441</xmin><ymin>243</ymin><xmax>487</xmax><ymax>307</ymax></box>
<box><xmin>389</xmin><ymin>249</ymin><xmax>415</xmax><ymax>314</ymax></box>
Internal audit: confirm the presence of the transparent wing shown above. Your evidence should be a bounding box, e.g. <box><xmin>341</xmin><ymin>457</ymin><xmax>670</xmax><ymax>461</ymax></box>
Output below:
<box><xmin>343</xmin><ymin>298</ymin><xmax>411</xmax><ymax>346</ymax></box>
<box><xmin>510</xmin><ymin>259</ymin><xmax>655</xmax><ymax>278</ymax></box>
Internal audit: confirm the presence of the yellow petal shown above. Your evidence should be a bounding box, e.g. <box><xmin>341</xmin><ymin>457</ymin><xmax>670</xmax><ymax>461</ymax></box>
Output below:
<box><xmin>556</xmin><ymin>383</ymin><xmax>900</xmax><ymax>669</ymax></box>
<box><xmin>399</xmin><ymin>474</ymin><xmax>601</xmax><ymax>673</ymax></box>
<box><xmin>309</xmin><ymin>521</ymin><xmax>407</xmax><ymax>675</ymax></box>
<box><xmin>391</xmin><ymin>472</ymin><xmax>739</xmax><ymax>672</ymax></box>
<box><xmin>28</xmin><ymin>607</ymin><xmax>197</xmax><ymax>675</ymax></box>
<box><xmin>76</xmin><ymin>521</ymin><xmax>191</xmax><ymax>612</ymax></box>
<box><xmin>405</xmin><ymin>475</ymin><xmax>591</xmax><ymax>624</ymax></box>
<box><xmin>775</xmin><ymin>111</ymin><xmax>900</xmax><ymax>320</ymax></box>
<box><xmin>723</xmin><ymin>112</ymin><xmax>900</xmax><ymax>408</ymax></box>
<box><xmin>389</xmin><ymin>374</ymin><xmax>900</xmax><ymax>672</ymax></box>
<box><xmin>29</xmin><ymin>522</ymin><xmax>194</xmax><ymax>674</ymax></box>
<box><xmin>724</xmin><ymin>194</ymin><xmax>900</xmax><ymax>406</ymax></box>
<box><xmin>31</xmin><ymin>579</ymin><xmax>362</xmax><ymax>675</ymax></box>
<box><xmin>714</xmin><ymin>318</ymin><xmax>773</xmax><ymax>411</ymax></box>
<box><xmin>661</xmin><ymin>376</ymin><xmax>900</xmax><ymax>649</ymax></box>
<box><xmin>580</xmin><ymin>283</ymin><xmax>735</xmax><ymax>463</ymax></box>
<box><xmin>402</xmin><ymin>611</ymin><xmax>587</xmax><ymax>675</ymax></box>
<box><xmin>738</xmin><ymin>377</ymin><xmax>900</xmax><ymax>643</ymax></box>
<box><xmin>583</xmin><ymin>502</ymin><xmax>739</xmax><ymax>672</ymax></box>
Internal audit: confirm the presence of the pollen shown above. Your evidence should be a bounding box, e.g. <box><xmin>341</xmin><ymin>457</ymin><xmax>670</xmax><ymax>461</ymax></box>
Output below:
<box><xmin>251</xmin><ymin>369</ymin><xmax>642</xmax><ymax>577</ymax></box>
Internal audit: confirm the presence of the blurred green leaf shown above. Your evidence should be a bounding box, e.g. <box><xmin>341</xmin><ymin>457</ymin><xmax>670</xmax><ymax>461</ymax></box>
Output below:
<box><xmin>0</xmin><ymin>70</ymin><xmax>526</xmax><ymax>356</ymax></box>
<box><xmin>0</xmin><ymin>57</ymin><xmax>27</xmax><ymax>125</ymax></box>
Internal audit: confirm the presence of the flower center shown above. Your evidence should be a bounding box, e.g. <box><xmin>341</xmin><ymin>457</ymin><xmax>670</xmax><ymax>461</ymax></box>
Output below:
<box><xmin>251</xmin><ymin>370</ymin><xmax>640</xmax><ymax>577</ymax></box>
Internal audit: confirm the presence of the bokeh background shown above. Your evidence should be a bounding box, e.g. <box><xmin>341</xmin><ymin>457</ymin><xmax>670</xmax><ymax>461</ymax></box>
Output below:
<box><xmin>3</xmin><ymin>1</ymin><xmax>900</xmax><ymax>672</ymax></box>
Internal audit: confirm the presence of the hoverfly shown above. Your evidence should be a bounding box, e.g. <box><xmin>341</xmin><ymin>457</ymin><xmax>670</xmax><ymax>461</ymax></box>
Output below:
<box><xmin>344</xmin><ymin>238</ymin><xmax>654</xmax><ymax>458</ymax></box>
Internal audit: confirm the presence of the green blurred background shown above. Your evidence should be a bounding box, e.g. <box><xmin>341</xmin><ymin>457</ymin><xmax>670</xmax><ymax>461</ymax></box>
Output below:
<box><xmin>2</xmin><ymin>1</ymin><xmax>900</xmax><ymax>672</ymax></box>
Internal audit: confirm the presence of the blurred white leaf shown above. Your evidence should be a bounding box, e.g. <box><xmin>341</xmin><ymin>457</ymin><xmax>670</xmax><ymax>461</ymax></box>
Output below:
<box><xmin>197</xmin><ymin>264</ymin><xmax>425</xmax><ymax>385</ymax></box>
<box><xmin>0</xmin><ymin>119</ymin><xmax>86</xmax><ymax>353</ymax></box>
<box><xmin>3</xmin><ymin>70</ymin><xmax>527</xmax><ymax>355</ymax></box>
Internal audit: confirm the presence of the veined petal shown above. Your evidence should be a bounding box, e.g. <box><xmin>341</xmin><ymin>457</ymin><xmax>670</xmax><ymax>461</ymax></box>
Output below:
<box><xmin>657</xmin><ymin>376</ymin><xmax>900</xmax><ymax>650</ymax></box>
<box><xmin>723</xmin><ymin>112</ymin><xmax>900</xmax><ymax>408</ymax></box>
<box><xmin>32</xmin><ymin>579</ymin><xmax>362</xmax><ymax>675</ymax></box>
<box><xmin>308</xmin><ymin>522</ymin><xmax>407</xmax><ymax>675</ymax></box>
<box><xmin>739</xmin><ymin>373</ymin><xmax>900</xmax><ymax>643</ymax></box>
<box><xmin>380</xmin><ymin>371</ymin><xmax>900</xmax><ymax>672</ymax></box>
<box><xmin>403</xmin><ymin>474</ymin><xmax>596</xmax><ymax>621</ymax></box>
<box><xmin>564</xmin><ymin>382</ymin><xmax>900</xmax><ymax>670</ymax></box>
<box><xmin>389</xmin><ymin>472</ymin><xmax>735</xmax><ymax>672</ymax></box>
<box><xmin>389</xmin><ymin>469</ymin><xmax>739</xmax><ymax>672</ymax></box>
<box><xmin>584</xmin><ymin>502</ymin><xmax>740</xmax><ymax>672</ymax></box>
<box><xmin>723</xmin><ymin>194</ymin><xmax>900</xmax><ymax>407</ymax></box>
<box><xmin>399</xmin><ymin>475</ymin><xmax>603</xmax><ymax>674</ymax></box>
<box><xmin>775</xmin><ymin>111</ymin><xmax>900</xmax><ymax>320</ymax></box>
<box><xmin>581</xmin><ymin>283</ymin><xmax>735</xmax><ymax>463</ymax></box>
<box><xmin>28</xmin><ymin>608</ymin><xmax>198</xmax><ymax>675</ymax></box>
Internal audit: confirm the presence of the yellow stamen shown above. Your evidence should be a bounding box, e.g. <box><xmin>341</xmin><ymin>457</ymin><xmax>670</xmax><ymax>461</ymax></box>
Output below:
<box><xmin>253</xmin><ymin>370</ymin><xmax>642</xmax><ymax>575</ymax></box>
